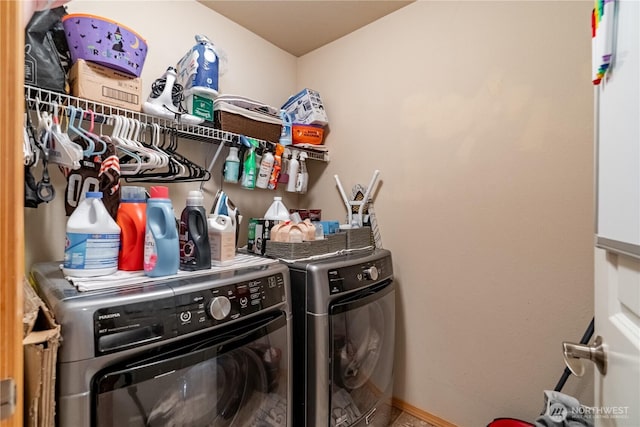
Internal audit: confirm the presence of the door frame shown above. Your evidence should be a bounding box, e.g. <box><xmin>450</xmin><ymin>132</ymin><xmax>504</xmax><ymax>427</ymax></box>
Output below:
<box><xmin>0</xmin><ymin>1</ymin><xmax>25</xmax><ymax>426</ymax></box>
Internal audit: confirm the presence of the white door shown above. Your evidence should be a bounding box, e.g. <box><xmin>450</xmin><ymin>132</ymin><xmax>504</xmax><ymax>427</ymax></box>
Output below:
<box><xmin>593</xmin><ymin>250</ymin><xmax>640</xmax><ymax>426</ymax></box>
<box><xmin>592</xmin><ymin>1</ymin><xmax>640</xmax><ymax>425</ymax></box>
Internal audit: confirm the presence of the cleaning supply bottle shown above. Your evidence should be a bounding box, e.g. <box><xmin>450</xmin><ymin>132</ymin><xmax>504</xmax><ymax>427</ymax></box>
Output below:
<box><xmin>116</xmin><ymin>186</ymin><xmax>147</xmax><ymax>271</ymax></box>
<box><xmin>179</xmin><ymin>190</ymin><xmax>211</xmax><ymax>271</ymax></box>
<box><xmin>268</xmin><ymin>144</ymin><xmax>284</xmax><ymax>190</ymax></box>
<box><xmin>296</xmin><ymin>152</ymin><xmax>309</xmax><ymax>194</ymax></box>
<box><xmin>241</xmin><ymin>138</ymin><xmax>258</xmax><ymax>190</ymax></box>
<box><xmin>279</xmin><ymin>110</ymin><xmax>292</xmax><ymax>146</ymax></box>
<box><xmin>144</xmin><ymin>186</ymin><xmax>179</xmax><ymax>277</ymax></box>
<box><xmin>279</xmin><ymin>148</ymin><xmax>291</xmax><ymax>187</ymax></box>
<box><xmin>63</xmin><ymin>192</ymin><xmax>121</xmax><ymax>277</ymax></box>
<box><xmin>208</xmin><ymin>214</ymin><xmax>236</xmax><ymax>265</ymax></box>
<box><xmin>224</xmin><ymin>146</ymin><xmax>240</xmax><ymax>183</ymax></box>
<box><xmin>264</xmin><ymin>196</ymin><xmax>290</xmax><ymax>221</ymax></box>
<box><xmin>256</xmin><ymin>148</ymin><xmax>274</xmax><ymax>189</ymax></box>
<box><xmin>286</xmin><ymin>151</ymin><xmax>299</xmax><ymax>193</ymax></box>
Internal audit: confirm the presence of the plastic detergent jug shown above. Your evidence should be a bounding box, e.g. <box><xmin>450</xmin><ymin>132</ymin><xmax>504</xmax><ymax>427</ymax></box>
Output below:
<box><xmin>116</xmin><ymin>186</ymin><xmax>147</xmax><ymax>271</ymax></box>
<box><xmin>208</xmin><ymin>214</ymin><xmax>236</xmax><ymax>265</ymax></box>
<box><xmin>264</xmin><ymin>197</ymin><xmax>290</xmax><ymax>221</ymax></box>
<box><xmin>63</xmin><ymin>192</ymin><xmax>121</xmax><ymax>277</ymax></box>
<box><xmin>144</xmin><ymin>186</ymin><xmax>179</xmax><ymax>277</ymax></box>
<box><xmin>179</xmin><ymin>190</ymin><xmax>211</xmax><ymax>271</ymax></box>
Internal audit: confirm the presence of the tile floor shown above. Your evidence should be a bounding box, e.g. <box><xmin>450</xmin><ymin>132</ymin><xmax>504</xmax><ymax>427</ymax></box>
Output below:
<box><xmin>389</xmin><ymin>407</ymin><xmax>437</xmax><ymax>427</ymax></box>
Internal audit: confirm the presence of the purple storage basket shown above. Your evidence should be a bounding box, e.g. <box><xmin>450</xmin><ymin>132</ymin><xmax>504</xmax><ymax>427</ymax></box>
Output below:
<box><xmin>62</xmin><ymin>13</ymin><xmax>147</xmax><ymax>77</ymax></box>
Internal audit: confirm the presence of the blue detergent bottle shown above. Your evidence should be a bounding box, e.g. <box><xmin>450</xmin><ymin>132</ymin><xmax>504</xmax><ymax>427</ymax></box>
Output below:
<box><xmin>144</xmin><ymin>186</ymin><xmax>179</xmax><ymax>277</ymax></box>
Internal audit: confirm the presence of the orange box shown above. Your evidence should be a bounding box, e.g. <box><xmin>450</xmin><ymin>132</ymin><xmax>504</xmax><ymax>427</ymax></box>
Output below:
<box><xmin>292</xmin><ymin>124</ymin><xmax>324</xmax><ymax>145</ymax></box>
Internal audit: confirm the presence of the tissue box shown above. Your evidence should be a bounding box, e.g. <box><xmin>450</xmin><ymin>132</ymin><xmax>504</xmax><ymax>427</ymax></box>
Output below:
<box><xmin>282</xmin><ymin>88</ymin><xmax>328</xmax><ymax>126</ymax></box>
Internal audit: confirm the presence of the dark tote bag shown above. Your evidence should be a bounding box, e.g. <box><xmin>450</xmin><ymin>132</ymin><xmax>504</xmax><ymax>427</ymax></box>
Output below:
<box><xmin>24</xmin><ymin>6</ymin><xmax>71</xmax><ymax>93</ymax></box>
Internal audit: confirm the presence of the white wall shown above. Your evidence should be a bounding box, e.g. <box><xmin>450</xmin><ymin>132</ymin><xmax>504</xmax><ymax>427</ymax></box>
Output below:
<box><xmin>24</xmin><ymin>1</ymin><xmax>596</xmax><ymax>426</ymax></box>
<box><xmin>298</xmin><ymin>1</ymin><xmax>595</xmax><ymax>425</ymax></box>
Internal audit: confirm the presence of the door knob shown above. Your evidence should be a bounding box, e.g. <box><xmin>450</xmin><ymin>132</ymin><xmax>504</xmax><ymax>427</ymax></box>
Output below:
<box><xmin>563</xmin><ymin>335</ymin><xmax>607</xmax><ymax>376</ymax></box>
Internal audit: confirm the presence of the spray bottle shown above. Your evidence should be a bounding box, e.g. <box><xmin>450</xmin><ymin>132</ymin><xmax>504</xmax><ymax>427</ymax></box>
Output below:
<box><xmin>279</xmin><ymin>110</ymin><xmax>292</xmax><ymax>146</ymax></box>
<box><xmin>279</xmin><ymin>148</ymin><xmax>291</xmax><ymax>187</ymax></box>
<box><xmin>286</xmin><ymin>150</ymin><xmax>299</xmax><ymax>193</ymax></box>
<box><xmin>268</xmin><ymin>144</ymin><xmax>284</xmax><ymax>190</ymax></box>
<box><xmin>256</xmin><ymin>147</ymin><xmax>274</xmax><ymax>189</ymax></box>
<box><xmin>296</xmin><ymin>152</ymin><xmax>309</xmax><ymax>194</ymax></box>
<box><xmin>241</xmin><ymin>137</ymin><xmax>258</xmax><ymax>190</ymax></box>
<box><xmin>223</xmin><ymin>146</ymin><xmax>240</xmax><ymax>183</ymax></box>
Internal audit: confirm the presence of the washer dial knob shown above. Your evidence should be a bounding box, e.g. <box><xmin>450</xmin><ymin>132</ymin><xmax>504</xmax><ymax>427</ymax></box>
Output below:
<box><xmin>209</xmin><ymin>296</ymin><xmax>231</xmax><ymax>320</ymax></box>
<box><xmin>363</xmin><ymin>266</ymin><xmax>379</xmax><ymax>281</ymax></box>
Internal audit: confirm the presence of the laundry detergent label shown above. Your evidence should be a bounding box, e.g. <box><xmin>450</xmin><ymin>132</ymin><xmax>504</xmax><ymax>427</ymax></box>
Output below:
<box><xmin>143</xmin><ymin>229</ymin><xmax>158</xmax><ymax>272</ymax></box>
<box><xmin>64</xmin><ymin>232</ymin><xmax>120</xmax><ymax>270</ymax></box>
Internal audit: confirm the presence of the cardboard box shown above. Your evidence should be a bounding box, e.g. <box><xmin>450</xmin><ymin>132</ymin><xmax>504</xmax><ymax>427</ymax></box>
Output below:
<box><xmin>185</xmin><ymin>91</ymin><xmax>215</xmax><ymax>121</ymax></box>
<box><xmin>69</xmin><ymin>59</ymin><xmax>142</xmax><ymax>111</ymax></box>
<box><xmin>23</xmin><ymin>279</ymin><xmax>60</xmax><ymax>427</ymax></box>
<box><xmin>282</xmin><ymin>88</ymin><xmax>328</xmax><ymax>126</ymax></box>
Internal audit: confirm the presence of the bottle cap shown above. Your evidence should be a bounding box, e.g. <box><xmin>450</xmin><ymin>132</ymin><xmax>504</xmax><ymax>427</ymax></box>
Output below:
<box><xmin>186</xmin><ymin>190</ymin><xmax>204</xmax><ymax>206</ymax></box>
<box><xmin>120</xmin><ymin>186</ymin><xmax>147</xmax><ymax>202</ymax></box>
<box><xmin>149</xmin><ymin>186</ymin><xmax>169</xmax><ymax>199</ymax></box>
<box><xmin>86</xmin><ymin>191</ymin><xmax>103</xmax><ymax>198</ymax></box>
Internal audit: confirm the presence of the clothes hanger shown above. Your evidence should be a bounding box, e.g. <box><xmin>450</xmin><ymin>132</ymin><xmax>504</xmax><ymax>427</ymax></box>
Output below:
<box><xmin>77</xmin><ymin>108</ymin><xmax>107</xmax><ymax>156</ymax></box>
<box><xmin>109</xmin><ymin>115</ymin><xmax>143</xmax><ymax>175</ymax></box>
<box><xmin>48</xmin><ymin>102</ymin><xmax>83</xmax><ymax>170</ymax></box>
<box><xmin>67</xmin><ymin>106</ymin><xmax>95</xmax><ymax>156</ymax></box>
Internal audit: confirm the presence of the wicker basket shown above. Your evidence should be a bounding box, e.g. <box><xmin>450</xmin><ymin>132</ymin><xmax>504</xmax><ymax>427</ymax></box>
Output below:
<box><xmin>346</xmin><ymin>227</ymin><xmax>373</xmax><ymax>249</ymax></box>
<box><xmin>327</xmin><ymin>232</ymin><xmax>347</xmax><ymax>252</ymax></box>
<box><xmin>265</xmin><ymin>239</ymin><xmax>329</xmax><ymax>260</ymax></box>
<box><xmin>214</xmin><ymin>111</ymin><xmax>281</xmax><ymax>144</ymax></box>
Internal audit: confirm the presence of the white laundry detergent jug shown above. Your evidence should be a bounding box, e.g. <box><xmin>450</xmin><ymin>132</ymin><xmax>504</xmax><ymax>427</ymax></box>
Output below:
<box><xmin>63</xmin><ymin>191</ymin><xmax>121</xmax><ymax>277</ymax></box>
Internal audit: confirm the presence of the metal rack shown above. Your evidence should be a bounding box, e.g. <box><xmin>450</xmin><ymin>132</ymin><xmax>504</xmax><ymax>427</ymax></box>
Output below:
<box><xmin>24</xmin><ymin>85</ymin><xmax>330</xmax><ymax>162</ymax></box>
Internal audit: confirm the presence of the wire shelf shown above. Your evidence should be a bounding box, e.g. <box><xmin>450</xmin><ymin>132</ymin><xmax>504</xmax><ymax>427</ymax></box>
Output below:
<box><xmin>24</xmin><ymin>85</ymin><xmax>330</xmax><ymax>162</ymax></box>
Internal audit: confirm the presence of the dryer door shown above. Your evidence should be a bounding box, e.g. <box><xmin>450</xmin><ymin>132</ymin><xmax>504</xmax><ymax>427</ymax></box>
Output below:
<box><xmin>92</xmin><ymin>311</ymin><xmax>289</xmax><ymax>427</ymax></box>
<box><xmin>328</xmin><ymin>280</ymin><xmax>395</xmax><ymax>427</ymax></box>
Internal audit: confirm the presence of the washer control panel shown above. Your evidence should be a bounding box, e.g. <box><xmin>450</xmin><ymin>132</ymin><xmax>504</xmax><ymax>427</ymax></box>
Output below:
<box><xmin>327</xmin><ymin>256</ymin><xmax>392</xmax><ymax>294</ymax></box>
<box><xmin>93</xmin><ymin>272</ymin><xmax>287</xmax><ymax>355</ymax></box>
<box><xmin>175</xmin><ymin>272</ymin><xmax>287</xmax><ymax>335</ymax></box>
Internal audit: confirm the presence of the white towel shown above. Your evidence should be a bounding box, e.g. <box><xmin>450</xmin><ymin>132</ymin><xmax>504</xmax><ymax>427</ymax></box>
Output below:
<box><xmin>65</xmin><ymin>253</ymin><xmax>278</xmax><ymax>292</ymax></box>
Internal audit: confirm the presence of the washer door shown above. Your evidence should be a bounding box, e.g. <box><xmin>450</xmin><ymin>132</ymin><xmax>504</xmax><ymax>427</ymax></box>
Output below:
<box><xmin>93</xmin><ymin>312</ymin><xmax>289</xmax><ymax>427</ymax></box>
<box><xmin>329</xmin><ymin>281</ymin><xmax>395</xmax><ymax>427</ymax></box>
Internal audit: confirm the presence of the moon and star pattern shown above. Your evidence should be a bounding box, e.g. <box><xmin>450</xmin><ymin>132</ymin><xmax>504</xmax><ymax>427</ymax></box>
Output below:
<box><xmin>63</xmin><ymin>15</ymin><xmax>147</xmax><ymax>76</ymax></box>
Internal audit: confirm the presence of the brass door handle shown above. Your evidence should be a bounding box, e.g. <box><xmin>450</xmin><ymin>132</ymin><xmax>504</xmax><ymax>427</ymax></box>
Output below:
<box><xmin>563</xmin><ymin>335</ymin><xmax>607</xmax><ymax>376</ymax></box>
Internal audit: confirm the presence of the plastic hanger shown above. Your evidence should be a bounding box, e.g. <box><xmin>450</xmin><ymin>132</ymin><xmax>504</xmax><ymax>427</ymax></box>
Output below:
<box><xmin>109</xmin><ymin>115</ymin><xmax>142</xmax><ymax>175</ymax></box>
<box><xmin>48</xmin><ymin>102</ymin><xmax>83</xmax><ymax>170</ymax></box>
<box><xmin>77</xmin><ymin>109</ymin><xmax>107</xmax><ymax>155</ymax></box>
<box><xmin>67</xmin><ymin>106</ymin><xmax>95</xmax><ymax>156</ymax></box>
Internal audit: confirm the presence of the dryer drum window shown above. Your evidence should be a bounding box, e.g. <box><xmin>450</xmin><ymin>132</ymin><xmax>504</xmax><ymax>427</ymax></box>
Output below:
<box><xmin>328</xmin><ymin>281</ymin><xmax>395</xmax><ymax>427</ymax></box>
<box><xmin>92</xmin><ymin>312</ymin><xmax>289</xmax><ymax>426</ymax></box>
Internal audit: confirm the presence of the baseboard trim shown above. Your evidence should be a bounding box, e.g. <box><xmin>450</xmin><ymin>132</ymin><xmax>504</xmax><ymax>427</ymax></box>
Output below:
<box><xmin>392</xmin><ymin>398</ymin><xmax>458</xmax><ymax>427</ymax></box>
